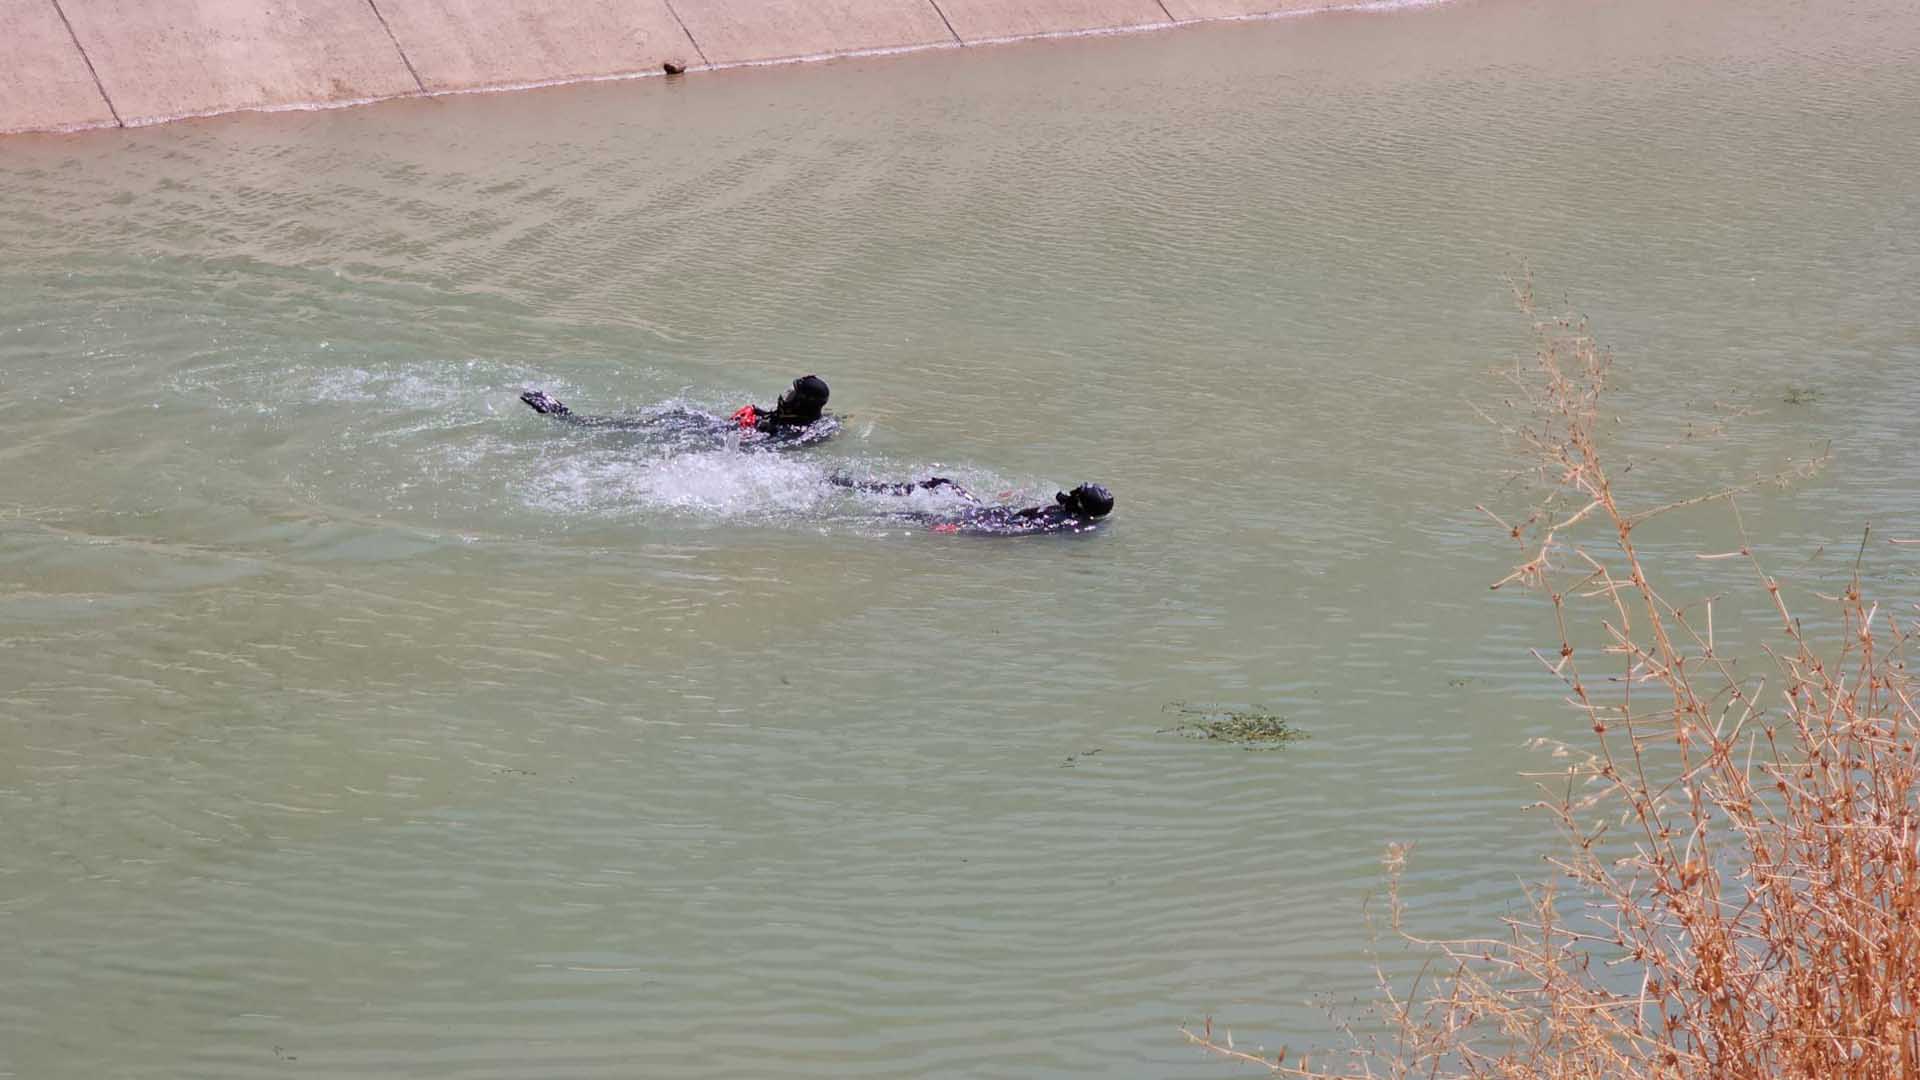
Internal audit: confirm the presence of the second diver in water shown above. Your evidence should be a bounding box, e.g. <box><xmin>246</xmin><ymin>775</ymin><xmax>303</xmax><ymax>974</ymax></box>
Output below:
<box><xmin>519</xmin><ymin>374</ymin><xmax>837</xmax><ymax>448</ymax></box>
<box><xmin>830</xmin><ymin>475</ymin><xmax>1114</xmax><ymax>536</ymax></box>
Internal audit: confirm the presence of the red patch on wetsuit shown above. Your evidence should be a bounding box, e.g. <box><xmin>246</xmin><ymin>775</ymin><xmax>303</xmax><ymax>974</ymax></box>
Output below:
<box><xmin>931</xmin><ymin>523</ymin><xmax>961</xmax><ymax>534</ymax></box>
<box><xmin>731</xmin><ymin>405</ymin><xmax>758</xmax><ymax>430</ymax></box>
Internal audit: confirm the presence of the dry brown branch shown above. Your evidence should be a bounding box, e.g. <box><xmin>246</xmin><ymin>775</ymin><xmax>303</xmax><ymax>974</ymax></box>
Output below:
<box><xmin>1188</xmin><ymin>283</ymin><xmax>1917</xmax><ymax>1080</ymax></box>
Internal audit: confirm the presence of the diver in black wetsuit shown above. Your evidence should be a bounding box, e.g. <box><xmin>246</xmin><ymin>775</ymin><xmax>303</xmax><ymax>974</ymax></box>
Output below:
<box><xmin>830</xmin><ymin>475</ymin><xmax>1114</xmax><ymax>535</ymax></box>
<box><xmin>518</xmin><ymin>375</ymin><xmax>838</xmax><ymax>448</ymax></box>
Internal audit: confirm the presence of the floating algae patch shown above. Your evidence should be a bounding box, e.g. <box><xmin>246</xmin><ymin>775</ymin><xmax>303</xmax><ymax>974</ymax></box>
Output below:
<box><xmin>1160</xmin><ymin>703</ymin><xmax>1306</xmax><ymax>749</ymax></box>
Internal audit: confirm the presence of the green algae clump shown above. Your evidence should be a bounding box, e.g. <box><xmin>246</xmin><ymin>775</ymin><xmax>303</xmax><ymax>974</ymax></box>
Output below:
<box><xmin>1161</xmin><ymin>703</ymin><xmax>1306</xmax><ymax>748</ymax></box>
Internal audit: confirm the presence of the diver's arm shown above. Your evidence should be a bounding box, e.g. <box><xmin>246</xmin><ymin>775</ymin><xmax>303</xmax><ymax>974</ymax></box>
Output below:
<box><xmin>930</xmin><ymin>478</ymin><xmax>979</xmax><ymax>503</ymax></box>
<box><xmin>521</xmin><ymin>389</ymin><xmax>642</xmax><ymax>427</ymax></box>
<box><xmin>520</xmin><ymin>389</ymin><xmax>576</xmax><ymax>419</ymax></box>
<box><xmin>829</xmin><ymin>475</ymin><xmax>976</xmax><ymax>501</ymax></box>
<box><xmin>828</xmin><ymin>475</ymin><xmax>917</xmax><ymax>496</ymax></box>
<box><xmin>519</xmin><ymin>390</ymin><xmax>683</xmax><ymax>431</ymax></box>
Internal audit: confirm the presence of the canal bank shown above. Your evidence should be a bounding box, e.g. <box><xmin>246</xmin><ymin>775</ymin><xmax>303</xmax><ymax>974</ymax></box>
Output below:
<box><xmin>0</xmin><ymin>0</ymin><xmax>1411</xmax><ymax>135</ymax></box>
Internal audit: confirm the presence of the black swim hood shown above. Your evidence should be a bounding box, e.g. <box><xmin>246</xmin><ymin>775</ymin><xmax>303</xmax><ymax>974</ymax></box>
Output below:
<box><xmin>1057</xmin><ymin>483</ymin><xmax>1114</xmax><ymax>518</ymax></box>
<box><xmin>774</xmin><ymin>375</ymin><xmax>830</xmax><ymax>423</ymax></box>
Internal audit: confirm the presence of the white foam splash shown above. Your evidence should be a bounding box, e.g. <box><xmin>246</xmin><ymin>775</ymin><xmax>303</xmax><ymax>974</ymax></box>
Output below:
<box><xmin>524</xmin><ymin>448</ymin><xmax>832</xmax><ymax>520</ymax></box>
<box><xmin>182</xmin><ymin>354</ymin><xmax>1050</xmax><ymax>529</ymax></box>
<box><xmin>307</xmin><ymin>366</ymin><xmax>466</xmax><ymax>409</ymax></box>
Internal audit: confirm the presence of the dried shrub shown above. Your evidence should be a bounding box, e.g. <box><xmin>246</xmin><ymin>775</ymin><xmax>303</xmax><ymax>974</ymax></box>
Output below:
<box><xmin>1185</xmin><ymin>282</ymin><xmax>1918</xmax><ymax>1079</ymax></box>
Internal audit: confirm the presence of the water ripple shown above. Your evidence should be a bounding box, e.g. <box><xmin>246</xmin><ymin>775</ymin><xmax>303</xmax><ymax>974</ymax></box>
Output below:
<box><xmin>4</xmin><ymin>0</ymin><xmax>1919</xmax><ymax>1076</ymax></box>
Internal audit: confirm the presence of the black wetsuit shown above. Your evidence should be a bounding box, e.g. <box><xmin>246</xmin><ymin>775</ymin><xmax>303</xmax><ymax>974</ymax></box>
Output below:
<box><xmin>831</xmin><ymin>476</ymin><xmax>1113</xmax><ymax>536</ymax></box>
<box><xmin>519</xmin><ymin>375</ymin><xmax>838</xmax><ymax>449</ymax></box>
<box><xmin>925</xmin><ymin>503</ymin><xmax>1109</xmax><ymax>536</ymax></box>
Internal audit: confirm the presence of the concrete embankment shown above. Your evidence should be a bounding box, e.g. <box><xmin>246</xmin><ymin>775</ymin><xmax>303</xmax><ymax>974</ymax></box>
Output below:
<box><xmin>1</xmin><ymin>0</ymin><xmax>1396</xmax><ymax>135</ymax></box>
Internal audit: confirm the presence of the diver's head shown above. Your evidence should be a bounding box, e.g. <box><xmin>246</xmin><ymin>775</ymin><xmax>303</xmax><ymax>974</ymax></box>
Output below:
<box><xmin>772</xmin><ymin>375</ymin><xmax>830</xmax><ymax>424</ymax></box>
<box><xmin>1056</xmin><ymin>483</ymin><xmax>1114</xmax><ymax>518</ymax></box>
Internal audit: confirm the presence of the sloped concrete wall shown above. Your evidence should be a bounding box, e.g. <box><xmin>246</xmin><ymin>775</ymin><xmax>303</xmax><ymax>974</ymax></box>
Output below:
<box><xmin>376</xmin><ymin>0</ymin><xmax>699</xmax><ymax>91</ymax></box>
<box><xmin>673</xmin><ymin>0</ymin><xmax>955</xmax><ymax>65</ymax></box>
<box><xmin>0</xmin><ymin>0</ymin><xmax>1392</xmax><ymax>135</ymax></box>
<box><xmin>0</xmin><ymin>0</ymin><xmax>116</xmax><ymax>132</ymax></box>
<box><xmin>935</xmin><ymin>0</ymin><xmax>1169</xmax><ymax>43</ymax></box>
<box><xmin>57</xmin><ymin>0</ymin><xmax>420</xmax><ymax>126</ymax></box>
<box><xmin>1161</xmin><ymin>0</ymin><xmax>1337</xmax><ymax>20</ymax></box>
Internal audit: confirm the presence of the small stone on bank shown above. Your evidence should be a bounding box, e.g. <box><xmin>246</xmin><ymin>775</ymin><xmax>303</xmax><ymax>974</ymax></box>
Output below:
<box><xmin>663</xmin><ymin>60</ymin><xmax>687</xmax><ymax>75</ymax></box>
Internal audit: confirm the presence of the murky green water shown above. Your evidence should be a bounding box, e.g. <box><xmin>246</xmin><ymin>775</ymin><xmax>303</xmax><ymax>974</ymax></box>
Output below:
<box><xmin>4</xmin><ymin>0</ymin><xmax>1919</xmax><ymax>1075</ymax></box>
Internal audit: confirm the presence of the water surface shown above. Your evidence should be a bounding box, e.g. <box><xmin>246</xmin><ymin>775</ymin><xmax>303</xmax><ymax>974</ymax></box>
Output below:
<box><xmin>4</xmin><ymin>0</ymin><xmax>1920</xmax><ymax>1075</ymax></box>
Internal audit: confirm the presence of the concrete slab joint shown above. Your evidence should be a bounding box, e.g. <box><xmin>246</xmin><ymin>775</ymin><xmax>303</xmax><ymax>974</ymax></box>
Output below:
<box><xmin>0</xmin><ymin>0</ymin><xmax>117</xmax><ymax>131</ymax></box>
<box><xmin>374</xmin><ymin>0</ymin><xmax>704</xmax><ymax>92</ymax></box>
<box><xmin>363</xmin><ymin>0</ymin><xmax>429</xmax><ymax>93</ymax></box>
<box><xmin>49</xmin><ymin>0</ymin><xmax>123</xmax><ymax>125</ymax></box>
<box><xmin>51</xmin><ymin>0</ymin><xmax>421</xmax><ymax>125</ymax></box>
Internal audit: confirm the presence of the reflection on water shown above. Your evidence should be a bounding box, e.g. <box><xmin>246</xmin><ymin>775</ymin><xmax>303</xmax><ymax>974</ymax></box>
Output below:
<box><xmin>3</xmin><ymin>0</ymin><xmax>1919</xmax><ymax>1075</ymax></box>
